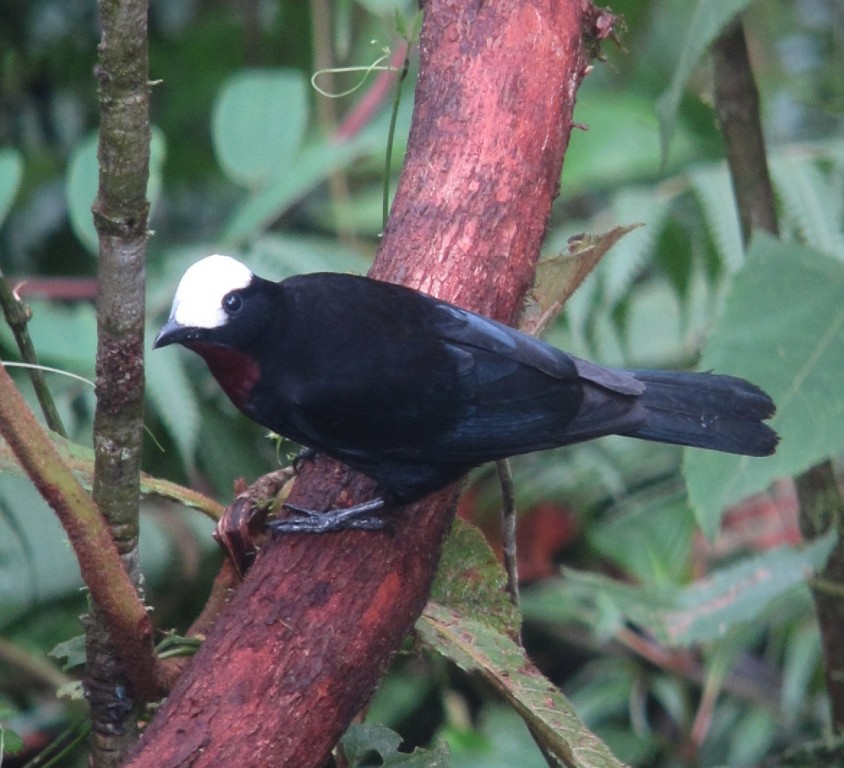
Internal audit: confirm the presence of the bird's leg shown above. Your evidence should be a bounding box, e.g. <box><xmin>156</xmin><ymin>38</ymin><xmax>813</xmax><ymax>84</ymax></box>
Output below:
<box><xmin>267</xmin><ymin>496</ymin><xmax>390</xmax><ymax>534</ymax></box>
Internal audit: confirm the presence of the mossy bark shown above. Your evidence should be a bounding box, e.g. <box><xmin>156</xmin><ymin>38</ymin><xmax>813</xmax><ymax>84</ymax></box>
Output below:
<box><xmin>88</xmin><ymin>0</ymin><xmax>153</xmax><ymax>763</ymax></box>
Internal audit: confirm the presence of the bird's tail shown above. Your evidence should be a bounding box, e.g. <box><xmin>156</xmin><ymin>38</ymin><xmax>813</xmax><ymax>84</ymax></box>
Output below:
<box><xmin>625</xmin><ymin>369</ymin><xmax>778</xmax><ymax>456</ymax></box>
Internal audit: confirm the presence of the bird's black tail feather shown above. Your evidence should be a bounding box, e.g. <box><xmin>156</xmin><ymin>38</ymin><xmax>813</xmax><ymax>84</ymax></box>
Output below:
<box><xmin>625</xmin><ymin>370</ymin><xmax>778</xmax><ymax>457</ymax></box>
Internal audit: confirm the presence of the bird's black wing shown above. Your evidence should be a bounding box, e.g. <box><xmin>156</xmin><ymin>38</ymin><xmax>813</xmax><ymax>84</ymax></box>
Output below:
<box><xmin>256</xmin><ymin>274</ymin><xmax>654</xmax><ymax>503</ymax></box>
<box><xmin>397</xmin><ymin>303</ymin><xmax>649</xmax><ymax>462</ymax></box>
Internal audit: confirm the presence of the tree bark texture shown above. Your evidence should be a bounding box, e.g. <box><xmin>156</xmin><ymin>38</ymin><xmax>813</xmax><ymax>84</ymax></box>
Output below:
<box><xmin>89</xmin><ymin>0</ymin><xmax>155</xmax><ymax>763</ymax></box>
<box><xmin>125</xmin><ymin>1</ymin><xmax>595</xmax><ymax>765</ymax></box>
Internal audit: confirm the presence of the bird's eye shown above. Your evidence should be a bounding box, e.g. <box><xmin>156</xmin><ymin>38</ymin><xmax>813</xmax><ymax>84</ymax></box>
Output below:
<box><xmin>222</xmin><ymin>292</ymin><xmax>243</xmax><ymax>314</ymax></box>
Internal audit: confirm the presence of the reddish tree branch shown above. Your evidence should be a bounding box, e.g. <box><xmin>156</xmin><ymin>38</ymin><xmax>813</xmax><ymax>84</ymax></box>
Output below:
<box><xmin>125</xmin><ymin>2</ymin><xmax>597</xmax><ymax>765</ymax></box>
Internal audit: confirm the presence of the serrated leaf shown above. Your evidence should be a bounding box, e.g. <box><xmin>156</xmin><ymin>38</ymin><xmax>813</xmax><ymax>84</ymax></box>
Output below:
<box><xmin>212</xmin><ymin>69</ymin><xmax>308</xmax><ymax>188</ymax></box>
<box><xmin>0</xmin><ymin>148</ymin><xmax>23</xmax><ymax>228</ymax></box>
<box><xmin>523</xmin><ymin>532</ymin><xmax>834</xmax><ymax>647</ymax></box>
<box><xmin>603</xmin><ymin>187</ymin><xmax>671</xmax><ymax>305</ymax></box>
<box><xmin>770</xmin><ymin>153</ymin><xmax>844</xmax><ymax>259</ymax></box>
<box><xmin>656</xmin><ymin>0</ymin><xmax>754</xmax><ymax>162</ymax></box>
<box><xmin>431</xmin><ymin>518</ymin><xmax>519</xmax><ymax>639</ymax></box>
<box><xmin>66</xmin><ymin>127</ymin><xmax>166</xmax><ymax>255</ymax></box>
<box><xmin>417</xmin><ymin>602</ymin><xmax>625</xmax><ymax>768</ymax></box>
<box><xmin>689</xmin><ymin>163</ymin><xmax>744</xmax><ymax>273</ymax></box>
<box><xmin>342</xmin><ymin>723</ymin><xmax>449</xmax><ymax>768</ymax></box>
<box><xmin>522</xmin><ymin>225</ymin><xmax>641</xmax><ymax>338</ymax></box>
<box><xmin>685</xmin><ymin>235</ymin><xmax>844</xmax><ymax>535</ymax></box>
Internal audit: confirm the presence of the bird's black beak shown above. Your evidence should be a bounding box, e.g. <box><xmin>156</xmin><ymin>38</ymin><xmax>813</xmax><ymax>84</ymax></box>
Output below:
<box><xmin>153</xmin><ymin>319</ymin><xmax>187</xmax><ymax>349</ymax></box>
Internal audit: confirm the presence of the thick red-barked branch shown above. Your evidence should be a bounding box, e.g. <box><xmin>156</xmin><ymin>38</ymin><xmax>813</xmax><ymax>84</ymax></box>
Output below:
<box><xmin>125</xmin><ymin>2</ymin><xmax>597</xmax><ymax>765</ymax></box>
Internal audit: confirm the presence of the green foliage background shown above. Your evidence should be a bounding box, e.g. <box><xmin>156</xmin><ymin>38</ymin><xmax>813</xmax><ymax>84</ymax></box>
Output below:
<box><xmin>0</xmin><ymin>0</ymin><xmax>843</xmax><ymax>765</ymax></box>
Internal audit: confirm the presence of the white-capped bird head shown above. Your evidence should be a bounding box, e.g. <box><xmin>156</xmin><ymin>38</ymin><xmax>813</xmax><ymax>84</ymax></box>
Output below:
<box><xmin>166</xmin><ymin>254</ymin><xmax>254</xmax><ymax>331</ymax></box>
<box><xmin>154</xmin><ymin>254</ymin><xmax>257</xmax><ymax>351</ymax></box>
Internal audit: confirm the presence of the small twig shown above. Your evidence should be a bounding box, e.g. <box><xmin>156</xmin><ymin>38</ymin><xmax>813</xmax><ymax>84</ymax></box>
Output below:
<box><xmin>0</xmin><ymin>270</ymin><xmax>67</xmax><ymax>437</ymax></box>
<box><xmin>711</xmin><ymin>21</ymin><xmax>779</xmax><ymax>240</ymax></box>
<box><xmin>382</xmin><ymin>44</ymin><xmax>410</xmax><ymax>230</ymax></box>
<box><xmin>495</xmin><ymin>459</ymin><xmax>520</xmax><ymax>613</ymax></box>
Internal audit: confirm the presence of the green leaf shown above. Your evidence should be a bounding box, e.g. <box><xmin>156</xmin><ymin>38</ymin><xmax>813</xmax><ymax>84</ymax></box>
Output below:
<box><xmin>417</xmin><ymin>602</ymin><xmax>625</xmax><ymax>768</ymax></box>
<box><xmin>0</xmin><ymin>717</ymin><xmax>24</xmax><ymax>758</ymax></box>
<box><xmin>66</xmin><ymin>127</ymin><xmax>166</xmax><ymax>255</ymax></box>
<box><xmin>587</xmin><ymin>491</ymin><xmax>695</xmax><ymax>586</ymax></box>
<box><xmin>770</xmin><ymin>152</ymin><xmax>844</xmax><ymax>259</ymax></box>
<box><xmin>431</xmin><ymin>518</ymin><xmax>519</xmax><ymax>639</ymax></box>
<box><xmin>0</xmin><ymin>148</ymin><xmax>23</xmax><ymax>228</ymax></box>
<box><xmin>689</xmin><ymin>163</ymin><xmax>745</xmax><ymax>273</ymax></box>
<box><xmin>685</xmin><ymin>234</ymin><xmax>844</xmax><ymax>535</ymax></box>
<box><xmin>523</xmin><ymin>533</ymin><xmax>835</xmax><ymax>647</ymax></box>
<box><xmin>446</xmin><ymin>705</ymin><xmax>566</xmax><ymax>768</ymax></box>
<box><xmin>0</xmin><ymin>432</ymin><xmax>224</xmax><ymax>520</ymax></box>
<box><xmin>656</xmin><ymin>0</ymin><xmax>754</xmax><ymax>162</ymax></box>
<box><xmin>49</xmin><ymin>634</ymin><xmax>87</xmax><ymax>671</ymax></box>
<box><xmin>342</xmin><ymin>724</ymin><xmax>449</xmax><ymax>767</ymax></box>
<box><xmin>565</xmin><ymin>92</ymin><xmax>695</xmax><ymax>197</ymax></box>
<box><xmin>221</xmin><ymin>136</ymin><xmax>373</xmax><ymax>245</ymax></box>
<box><xmin>145</xmin><ymin>327</ymin><xmax>202</xmax><ymax>474</ymax></box>
<box><xmin>211</xmin><ymin>69</ymin><xmax>308</xmax><ymax>188</ymax></box>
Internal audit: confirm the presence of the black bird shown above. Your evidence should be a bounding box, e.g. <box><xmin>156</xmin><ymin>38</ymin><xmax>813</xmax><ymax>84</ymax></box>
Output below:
<box><xmin>154</xmin><ymin>255</ymin><xmax>777</xmax><ymax>533</ymax></box>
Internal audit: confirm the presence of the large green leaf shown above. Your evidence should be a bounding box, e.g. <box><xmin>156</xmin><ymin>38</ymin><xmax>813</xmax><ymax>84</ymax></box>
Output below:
<box><xmin>211</xmin><ymin>69</ymin><xmax>308</xmax><ymax>188</ymax></box>
<box><xmin>685</xmin><ymin>234</ymin><xmax>844</xmax><ymax>536</ymax></box>
<box><xmin>656</xmin><ymin>0</ymin><xmax>754</xmax><ymax>162</ymax></box>
<box><xmin>417</xmin><ymin>602</ymin><xmax>624</xmax><ymax>768</ymax></box>
<box><xmin>0</xmin><ymin>475</ymin><xmax>218</xmax><ymax>627</ymax></box>
<box><xmin>565</xmin><ymin>91</ymin><xmax>695</xmax><ymax>197</ymax></box>
<box><xmin>521</xmin><ymin>532</ymin><xmax>834</xmax><ymax>647</ymax></box>
<box><xmin>221</xmin><ymin>136</ymin><xmax>374</xmax><ymax>245</ymax></box>
<box><xmin>0</xmin><ymin>148</ymin><xmax>23</xmax><ymax>228</ymax></box>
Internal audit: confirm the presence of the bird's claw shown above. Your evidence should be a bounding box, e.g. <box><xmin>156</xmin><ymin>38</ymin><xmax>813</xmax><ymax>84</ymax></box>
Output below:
<box><xmin>267</xmin><ymin>497</ymin><xmax>390</xmax><ymax>534</ymax></box>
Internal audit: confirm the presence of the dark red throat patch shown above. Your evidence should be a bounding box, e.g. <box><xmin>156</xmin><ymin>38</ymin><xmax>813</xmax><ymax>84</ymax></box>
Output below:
<box><xmin>189</xmin><ymin>343</ymin><xmax>260</xmax><ymax>411</ymax></box>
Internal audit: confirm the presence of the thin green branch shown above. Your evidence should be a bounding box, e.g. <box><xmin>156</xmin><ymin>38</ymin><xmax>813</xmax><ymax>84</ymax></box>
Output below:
<box><xmin>0</xmin><ymin>270</ymin><xmax>67</xmax><ymax>437</ymax></box>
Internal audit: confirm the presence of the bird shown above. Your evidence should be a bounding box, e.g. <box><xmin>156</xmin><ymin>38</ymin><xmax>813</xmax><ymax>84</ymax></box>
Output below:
<box><xmin>154</xmin><ymin>254</ymin><xmax>778</xmax><ymax>534</ymax></box>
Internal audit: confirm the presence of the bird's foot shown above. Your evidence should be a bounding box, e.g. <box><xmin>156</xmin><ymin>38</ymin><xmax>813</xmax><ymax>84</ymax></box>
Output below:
<box><xmin>267</xmin><ymin>497</ymin><xmax>390</xmax><ymax>534</ymax></box>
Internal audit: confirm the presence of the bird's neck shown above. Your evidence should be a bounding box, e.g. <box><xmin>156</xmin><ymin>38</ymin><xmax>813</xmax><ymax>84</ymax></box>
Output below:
<box><xmin>189</xmin><ymin>343</ymin><xmax>261</xmax><ymax>412</ymax></box>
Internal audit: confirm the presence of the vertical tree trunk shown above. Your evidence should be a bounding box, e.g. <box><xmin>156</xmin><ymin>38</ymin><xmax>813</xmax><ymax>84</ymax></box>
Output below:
<box><xmin>125</xmin><ymin>1</ymin><xmax>597</xmax><ymax>765</ymax></box>
<box><xmin>712</xmin><ymin>19</ymin><xmax>844</xmax><ymax>731</ymax></box>
<box><xmin>89</xmin><ymin>0</ymin><xmax>151</xmax><ymax>763</ymax></box>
